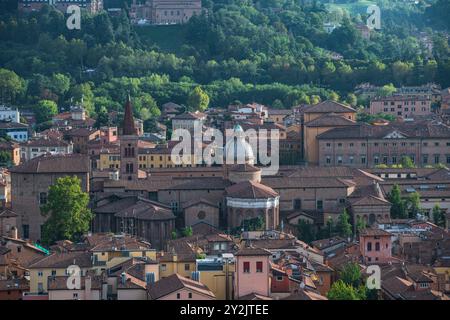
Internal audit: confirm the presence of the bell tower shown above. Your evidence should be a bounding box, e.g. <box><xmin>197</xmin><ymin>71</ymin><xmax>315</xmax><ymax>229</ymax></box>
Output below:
<box><xmin>120</xmin><ymin>95</ymin><xmax>139</xmax><ymax>181</ymax></box>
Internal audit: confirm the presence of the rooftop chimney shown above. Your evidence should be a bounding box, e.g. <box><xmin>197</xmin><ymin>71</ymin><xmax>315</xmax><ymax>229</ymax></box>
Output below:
<box><xmin>85</xmin><ymin>276</ymin><xmax>92</xmax><ymax>300</ymax></box>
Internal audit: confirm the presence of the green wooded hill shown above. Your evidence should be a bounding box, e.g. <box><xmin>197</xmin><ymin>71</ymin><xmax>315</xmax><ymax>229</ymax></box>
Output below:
<box><xmin>0</xmin><ymin>0</ymin><xmax>449</xmax><ymax>129</ymax></box>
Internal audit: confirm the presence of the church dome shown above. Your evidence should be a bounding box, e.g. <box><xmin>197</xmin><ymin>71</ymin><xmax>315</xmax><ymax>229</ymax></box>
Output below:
<box><xmin>224</xmin><ymin>124</ymin><xmax>255</xmax><ymax>165</ymax></box>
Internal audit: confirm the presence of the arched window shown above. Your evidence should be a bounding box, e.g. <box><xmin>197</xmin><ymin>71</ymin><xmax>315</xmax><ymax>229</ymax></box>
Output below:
<box><xmin>367</xmin><ymin>242</ymin><xmax>372</xmax><ymax>252</ymax></box>
<box><xmin>375</xmin><ymin>242</ymin><xmax>380</xmax><ymax>251</ymax></box>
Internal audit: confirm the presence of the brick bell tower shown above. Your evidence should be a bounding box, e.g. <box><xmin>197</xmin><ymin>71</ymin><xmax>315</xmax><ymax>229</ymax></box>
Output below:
<box><xmin>120</xmin><ymin>95</ymin><xmax>139</xmax><ymax>181</ymax></box>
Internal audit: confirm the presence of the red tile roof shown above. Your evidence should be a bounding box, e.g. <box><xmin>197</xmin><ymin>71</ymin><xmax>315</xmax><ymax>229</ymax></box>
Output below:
<box><xmin>225</xmin><ymin>180</ymin><xmax>278</xmax><ymax>199</ymax></box>
<box><xmin>147</xmin><ymin>274</ymin><xmax>215</xmax><ymax>300</ymax></box>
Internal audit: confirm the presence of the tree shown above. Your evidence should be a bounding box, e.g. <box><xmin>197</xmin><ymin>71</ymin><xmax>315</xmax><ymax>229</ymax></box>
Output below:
<box><xmin>432</xmin><ymin>204</ymin><xmax>446</xmax><ymax>227</ymax></box>
<box><xmin>388</xmin><ymin>184</ymin><xmax>407</xmax><ymax>219</ymax></box>
<box><xmin>0</xmin><ymin>150</ymin><xmax>11</xmax><ymax>166</ymax></box>
<box><xmin>187</xmin><ymin>86</ymin><xmax>209</xmax><ymax>111</ymax></box>
<box><xmin>94</xmin><ymin>106</ymin><xmax>110</xmax><ymax>128</ymax></box>
<box><xmin>401</xmin><ymin>156</ymin><xmax>416</xmax><ymax>168</ymax></box>
<box><xmin>327</xmin><ymin>280</ymin><xmax>360</xmax><ymax>300</ymax></box>
<box><xmin>0</xmin><ymin>68</ymin><xmax>25</xmax><ymax>103</ymax></box>
<box><xmin>345</xmin><ymin>93</ymin><xmax>357</xmax><ymax>106</ymax></box>
<box><xmin>297</xmin><ymin>220</ymin><xmax>316</xmax><ymax>243</ymax></box>
<box><xmin>182</xmin><ymin>226</ymin><xmax>193</xmax><ymax>237</ymax></box>
<box><xmin>40</xmin><ymin>176</ymin><xmax>93</xmax><ymax>245</ymax></box>
<box><xmin>48</xmin><ymin>73</ymin><xmax>70</xmax><ymax>99</ymax></box>
<box><xmin>329</xmin><ymin>91</ymin><xmax>340</xmax><ymax>102</ymax></box>
<box><xmin>272</xmin><ymin>99</ymin><xmax>284</xmax><ymax>109</ymax></box>
<box><xmin>356</xmin><ymin>216</ymin><xmax>366</xmax><ymax>234</ymax></box>
<box><xmin>336</xmin><ymin>209</ymin><xmax>352</xmax><ymax>239</ymax></box>
<box><xmin>377</xmin><ymin>83</ymin><xmax>397</xmax><ymax>97</ymax></box>
<box><xmin>340</xmin><ymin>262</ymin><xmax>362</xmax><ymax>288</ymax></box>
<box><xmin>35</xmin><ymin>100</ymin><xmax>58</xmax><ymax>124</ymax></box>
<box><xmin>406</xmin><ymin>191</ymin><xmax>421</xmax><ymax>219</ymax></box>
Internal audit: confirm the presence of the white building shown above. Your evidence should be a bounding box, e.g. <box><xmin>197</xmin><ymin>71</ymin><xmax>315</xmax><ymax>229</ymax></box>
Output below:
<box><xmin>20</xmin><ymin>137</ymin><xmax>73</xmax><ymax>161</ymax></box>
<box><xmin>0</xmin><ymin>105</ymin><xmax>20</xmax><ymax>123</ymax></box>
<box><xmin>0</xmin><ymin>121</ymin><xmax>28</xmax><ymax>142</ymax></box>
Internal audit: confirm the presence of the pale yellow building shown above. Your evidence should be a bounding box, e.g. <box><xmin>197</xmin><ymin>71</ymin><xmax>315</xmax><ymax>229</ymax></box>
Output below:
<box><xmin>158</xmin><ymin>252</ymin><xmax>196</xmax><ymax>279</ymax></box>
<box><xmin>28</xmin><ymin>252</ymin><xmax>93</xmax><ymax>294</ymax></box>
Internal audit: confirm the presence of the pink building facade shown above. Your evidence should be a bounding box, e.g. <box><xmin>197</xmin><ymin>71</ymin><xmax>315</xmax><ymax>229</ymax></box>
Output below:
<box><xmin>370</xmin><ymin>96</ymin><xmax>432</xmax><ymax>118</ymax></box>
<box><xmin>359</xmin><ymin>229</ymin><xmax>392</xmax><ymax>264</ymax></box>
<box><xmin>234</xmin><ymin>248</ymin><xmax>271</xmax><ymax>299</ymax></box>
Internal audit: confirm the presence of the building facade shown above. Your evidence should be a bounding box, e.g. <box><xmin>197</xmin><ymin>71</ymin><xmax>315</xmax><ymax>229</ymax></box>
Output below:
<box><xmin>370</xmin><ymin>95</ymin><xmax>432</xmax><ymax>118</ymax></box>
<box><xmin>20</xmin><ymin>137</ymin><xmax>73</xmax><ymax>162</ymax></box>
<box><xmin>130</xmin><ymin>0</ymin><xmax>202</xmax><ymax>25</ymax></box>
<box><xmin>10</xmin><ymin>154</ymin><xmax>90</xmax><ymax>241</ymax></box>
<box><xmin>317</xmin><ymin>121</ymin><xmax>450</xmax><ymax>168</ymax></box>
<box><xmin>0</xmin><ymin>106</ymin><xmax>20</xmax><ymax>123</ymax></box>
<box><xmin>18</xmin><ymin>0</ymin><xmax>103</xmax><ymax>14</ymax></box>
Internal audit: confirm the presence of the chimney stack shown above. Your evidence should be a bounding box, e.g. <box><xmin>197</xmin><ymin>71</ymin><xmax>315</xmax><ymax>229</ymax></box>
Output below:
<box><xmin>10</xmin><ymin>226</ymin><xmax>18</xmax><ymax>239</ymax></box>
<box><xmin>85</xmin><ymin>276</ymin><xmax>92</xmax><ymax>300</ymax></box>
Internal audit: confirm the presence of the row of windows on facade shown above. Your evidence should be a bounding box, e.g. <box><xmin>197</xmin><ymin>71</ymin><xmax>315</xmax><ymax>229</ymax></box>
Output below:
<box><xmin>243</xmin><ymin>261</ymin><xmax>264</xmax><ymax>273</ymax></box>
<box><xmin>108</xmin><ymin>163</ymin><xmax>199</xmax><ymax>169</ymax></box>
<box><xmin>37</xmin><ymin>269</ymin><xmax>88</xmax><ymax>278</ymax></box>
<box><xmin>366</xmin><ymin>241</ymin><xmax>388</xmax><ymax>251</ymax></box>
<box><xmin>324</xmin><ymin>154</ymin><xmax>450</xmax><ymax>165</ymax></box>
<box><xmin>382</xmin><ymin>101</ymin><xmax>429</xmax><ymax>106</ymax></box>
<box><xmin>325</xmin><ymin>141</ymin><xmax>450</xmax><ymax>148</ymax></box>
<box><xmin>28</xmin><ymin>148</ymin><xmax>61</xmax><ymax>152</ymax></box>
<box><xmin>111</xmin><ymin>155</ymin><xmax>195</xmax><ymax>161</ymax></box>
<box><xmin>163</xmin><ymin>10</ymin><xmax>182</xmax><ymax>16</ymax></box>
<box><xmin>383</xmin><ymin>107</ymin><xmax>428</xmax><ymax>113</ymax></box>
<box><xmin>9</xmin><ymin>133</ymin><xmax>27</xmax><ymax>140</ymax></box>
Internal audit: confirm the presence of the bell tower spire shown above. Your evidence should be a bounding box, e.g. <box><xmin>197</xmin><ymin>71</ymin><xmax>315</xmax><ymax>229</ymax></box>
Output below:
<box><xmin>120</xmin><ymin>96</ymin><xmax>139</xmax><ymax>181</ymax></box>
<box><xmin>122</xmin><ymin>94</ymin><xmax>137</xmax><ymax>136</ymax></box>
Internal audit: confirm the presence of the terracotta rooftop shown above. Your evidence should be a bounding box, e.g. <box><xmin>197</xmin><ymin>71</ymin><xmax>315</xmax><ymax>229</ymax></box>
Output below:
<box><xmin>281</xmin><ymin>289</ymin><xmax>328</xmax><ymax>300</ymax></box>
<box><xmin>238</xmin><ymin>293</ymin><xmax>273</xmax><ymax>300</ymax></box>
<box><xmin>28</xmin><ymin>251</ymin><xmax>93</xmax><ymax>269</ymax></box>
<box><xmin>359</xmin><ymin>228</ymin><xmax>392</xmax><ymax>237</ymax></box>
<box><xmin>268</xmin><ymin>109</ymin><xmax>292</xmax><ymax>115</ymax></box>
<box><xmin>9</xmin><ymin>154</ymin><xmax>89</xmax><ymax>174</ymax></box>
<box><xmin>303</xmin><ymin>100</ymin><xmax>356</xmax><ymax>114</ymax></box>
<box><xmin>311</xmin><ymin>237</ymin><xmax>347</xmax><ymax>250</ymax></box>
<box><xmin>0</xmin><ymin>208</ymin><xmax>18</xmax><ymax>218</ymax></box>
<box><xmin>114</xmin><ymin>198</ymin><xmax>175</xmax><ymax>221</ymax></box>
<box><xmin>89</xmin><ymin>235</ymin><xmax>152</xmax><ymax>252</ymax></box>
<box><xmin>172</xmin><ymin>111</ymin><xmax>205</xmax><ymax>120</ymax></box>
<box><xmin>48</xmin><ymin>275</ymin><xmax>103</xmax><ymax>290</ymax></box>
<box><xmin>317</xmin><ymin>120</ymin><xmax>450</xmax><ymax>139</ymax></box>
<box><xmin>0</xmin><ymin>121</ymin><xmax>28</xmax><ymax>129</ymax></box>
<box><xmin>235</xmin><ymin>247</ymin><xmax>271</xmax><ymax>256</ymax></box>
<box><xmin>66</xmin><ymin>127</ymin><xmax>98</xmax><ymax>137</ymax></box>
<box><xmin>305</xmin><ymin>113</ymin><xmax>357</xmax><ymax>127</ymax></box>
<box><xmin>0</xmin><ymin>278</ymin><xmax>29</xmax><ymax>291</ymax></box>
<box><xmin>20</xmin><ymin>137</ymin><xmax>70</xmax><ymax>147</ymax></box>
<box><xmin>182</xmin><ymin>198</ymin><xmax>219</xmax><ymax>209</ymax></box>
<box><xmin>226</xmin><ymin>180</ymin><xmax>278</xmax><ymax>199</ymax></box>
<box><xmin>350</xmin><ymin>195</ymin><xmax>391</xmax><ymax>206</ymax></box>
<box><xmin>147</xmin><ymin>274</ymin><xmax>215</xmax><ymax>300</ymax></box>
